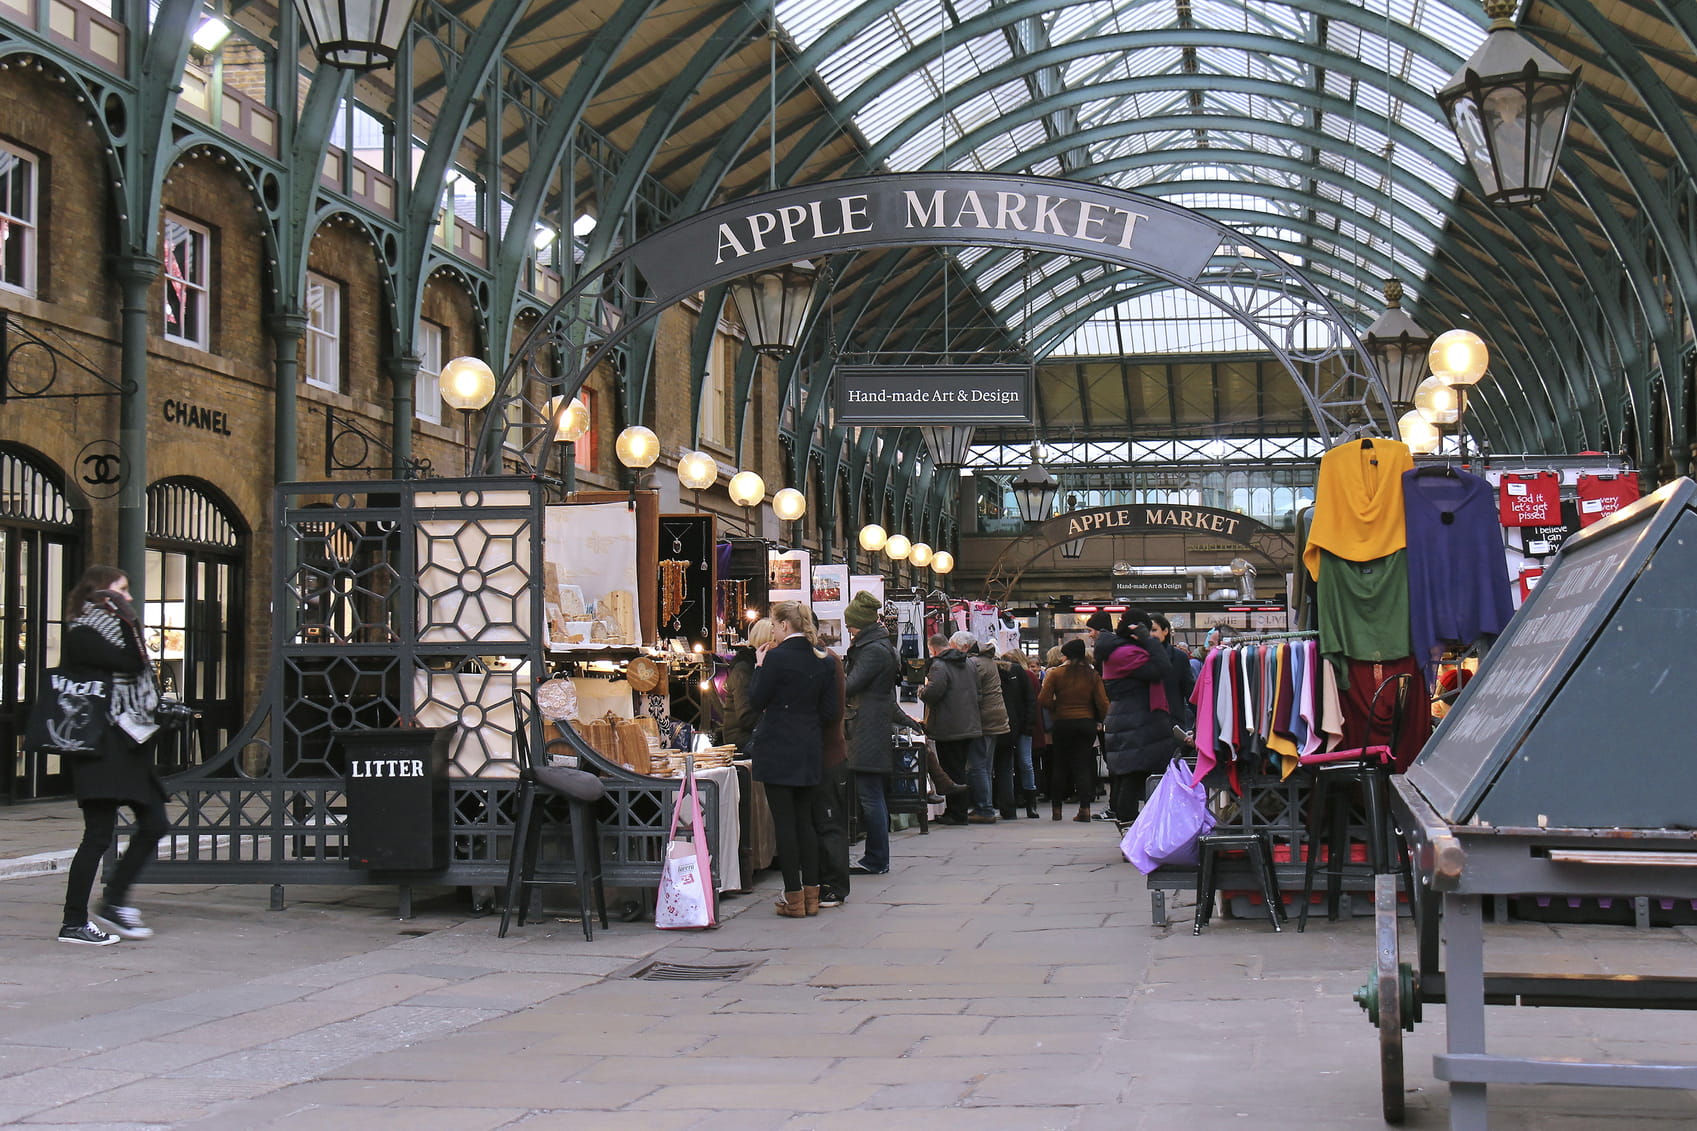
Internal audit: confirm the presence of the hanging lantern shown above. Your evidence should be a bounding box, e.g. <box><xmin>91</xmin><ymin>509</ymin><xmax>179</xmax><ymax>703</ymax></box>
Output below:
<box><xmin>931</xmin><ymin>550</ymin><xmax>955</xmax><ymax>575</ymax></box>
<box><xmin>858</xmin><ymin>523</ymin><xmax>887</xmax><ymax>553</ymax></box>
<box><xmin>1437</xmin><ymin>0</ymin><xmax>1580</xmax><ymax>207</ymax></box>
<box><xmin>293</xmin><ymin>0</ymin><xmax>417</xmax><ymax>71</ymax></box>
<box><xmin>883</xmin><ymin>534</ymin><xmax>912</xmax><ymax>561</ymax></box>
<box><xmin>723</xmin><ymin>261</ymin><xmax>819</xmax><ymax>358</ymax></box>
<box><xmin>1060</xmin><ymin>539</ymin><xmax>1085</xmax><ymax>560</ymax></box>
<box><xmin>1362</xmin><ymin>279</ymin><xmax>1433</xmax><ymax>409</ymax></box>
<box><xmin>1010</xmin><ymin>447</ymin><xmax>1059</xmax><ymax>525</ymax></box>
<box><xmin>919</xmin><ymin>425</ymin><xmax>975</xmax><ymax>469</ymax></box>
<box><xmin>908</xmin><ymin>542</ymin><xmax>933</xmax><ymax>568</ymax></box>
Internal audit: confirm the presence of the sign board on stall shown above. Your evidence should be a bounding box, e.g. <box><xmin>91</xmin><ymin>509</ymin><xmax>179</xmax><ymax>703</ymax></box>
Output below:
<box><xmin>1408</xmin><ymin>477</ymin><xmax>1697</xmax><ymax>828</ymax></box>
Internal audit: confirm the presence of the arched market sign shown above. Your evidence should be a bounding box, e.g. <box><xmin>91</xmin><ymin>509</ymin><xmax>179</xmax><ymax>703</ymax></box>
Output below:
<box><xmin>981</xmin><ymin>504</ymin><xmax>1297</xmax><ymax>601</ymax></box>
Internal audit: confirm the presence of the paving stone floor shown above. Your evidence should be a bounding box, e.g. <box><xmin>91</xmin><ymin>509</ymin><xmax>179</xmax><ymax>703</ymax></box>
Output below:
<box><xmin>3</xmin><ymin>800</ymin><xmax>1697</xmax><ymax>1128</ymax></box>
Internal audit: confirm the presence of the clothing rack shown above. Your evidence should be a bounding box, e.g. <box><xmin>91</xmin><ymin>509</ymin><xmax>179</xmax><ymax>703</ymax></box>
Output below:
<box><xmin>1226</xmin><ymin>630</ymin><xmax>1318</xmax><ymax>645</ymax></box>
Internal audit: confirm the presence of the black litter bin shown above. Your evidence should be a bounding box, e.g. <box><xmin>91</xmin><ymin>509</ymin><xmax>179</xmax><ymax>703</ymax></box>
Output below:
<box><xmin>341</xmin><ymin>726</ymin><xmax>454</xmax><ymax>871</ymax></box>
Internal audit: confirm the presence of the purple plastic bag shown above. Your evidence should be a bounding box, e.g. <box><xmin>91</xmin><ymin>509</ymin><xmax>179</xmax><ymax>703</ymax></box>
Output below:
<box><xmin>1120</xmin><ymin>759</ymin><xmax>1216</xmax><ymax>873</ymax></box>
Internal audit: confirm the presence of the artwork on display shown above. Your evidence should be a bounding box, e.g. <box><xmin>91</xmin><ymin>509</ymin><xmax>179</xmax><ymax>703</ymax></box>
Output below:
<box><xmin>810</xmin><ymin>563</ymin><xmax>850</xmax><ymax>653</ymax></box>
<box><xmin>415</xmin><ymin>490</ymin><xmax>534</xmax><ymax>645</ymax></box>
<box><xmin>768</xmin><ymin>548</ymin><xmax>810</xmax><ymax>604</ymax></box>
<box><xmin>811</xmin><ymin>564</ymin><xmax>847</xmax><ymax>606</ymax></box>
<box><xmin>542</xmin><ymin>502</ymin><xmax>641</xmax><ymax>650</ymax></box>
<box><xmin>848</xmin><ymin>575</ymin><xmax>886</xmax><ymax>606</ymax></box>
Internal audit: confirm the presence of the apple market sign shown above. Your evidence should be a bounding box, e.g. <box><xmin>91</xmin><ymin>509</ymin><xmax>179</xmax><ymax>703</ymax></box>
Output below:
<box><xmin>627</xmin><ymin>172</ymin><xmax>1222</xmax><ymax>304</ymax></box>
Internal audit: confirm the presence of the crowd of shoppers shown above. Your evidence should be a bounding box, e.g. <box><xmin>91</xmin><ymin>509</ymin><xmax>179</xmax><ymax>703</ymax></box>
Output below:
<box><xmin>733</xmin><ymin>595</ymin><xmax>1203</xmax><ymax>910</ymax></box>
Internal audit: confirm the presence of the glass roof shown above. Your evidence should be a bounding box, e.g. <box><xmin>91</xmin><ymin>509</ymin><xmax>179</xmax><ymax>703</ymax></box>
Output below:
<box><xmin>776</xmin><ymin>0</ymin><xmax>1486</xmax><ymax>357</ymax></box>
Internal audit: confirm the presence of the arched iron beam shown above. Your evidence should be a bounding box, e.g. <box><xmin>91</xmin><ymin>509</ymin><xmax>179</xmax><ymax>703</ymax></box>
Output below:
<box><xmin>492</xmin><ymin>2</ymin><xmax>658</xmax><ymax>339</ymax></box>
<box><xmin>578</xmin><ymin>0</ymin><xmax>751</xmax><ymax>143</ymax></box>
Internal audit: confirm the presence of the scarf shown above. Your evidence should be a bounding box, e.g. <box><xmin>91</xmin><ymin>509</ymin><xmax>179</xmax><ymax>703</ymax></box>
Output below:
<box><xmin>1101</xmin><ymin>641</ymin><xmax>1170</xmax><ymax>714</ymax></box>
<box><xmin>74</xmin><ymin>600</ymin><xmax>160</xmax><ymax>744</ymax></box>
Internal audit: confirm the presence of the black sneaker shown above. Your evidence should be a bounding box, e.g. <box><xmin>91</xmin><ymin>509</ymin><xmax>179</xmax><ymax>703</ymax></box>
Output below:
<box><xmin>849</xmin><ymin>861</ymin><xmax>889</xmax><ymax>875</ymax></box>
<box><xmin>817</xmin><ymin>888</ymin><xmax>845</xmax><ymax>908</ymax></box>
<box><xmin>58</xmin><ymin>921</ymin><xmax>120</xmax><ymax>946</ymax></box>
<box><xmin>94</xmin><ymin>903</ymin><xmax>154</xmax><ymax>940</ymax></box>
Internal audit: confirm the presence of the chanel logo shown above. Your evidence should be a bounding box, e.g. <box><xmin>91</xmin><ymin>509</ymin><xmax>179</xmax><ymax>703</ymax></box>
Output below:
<box><xmin>77</xmin><ymin>440</ymin><xmax>125</xmax><ymax>499</ymax></box>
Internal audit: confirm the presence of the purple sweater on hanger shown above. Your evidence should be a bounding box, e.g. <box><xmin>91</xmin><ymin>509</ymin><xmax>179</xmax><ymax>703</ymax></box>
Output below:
<box><xmin>1402</xmin><ymin>467</ymin><xmax>1514</xmax><ymax>678</ymax></box>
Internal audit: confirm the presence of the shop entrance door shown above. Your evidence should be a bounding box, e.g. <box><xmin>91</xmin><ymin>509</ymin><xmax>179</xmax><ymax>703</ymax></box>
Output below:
<box><xmin>146</xmin><ymin>480</ymin><xmax>245</xmax><ymax>776</ymax></box>
<box><xmin>0</xmin><ymin>450</ymin><xmax>79</xmax><ymax>802</ymax></box>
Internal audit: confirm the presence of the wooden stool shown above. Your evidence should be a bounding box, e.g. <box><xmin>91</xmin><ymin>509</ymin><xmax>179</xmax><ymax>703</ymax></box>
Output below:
<box><xmin>1193</xmin><ymin>831</ymin><xmax>1283</xmax><ymax>934</ymax></box>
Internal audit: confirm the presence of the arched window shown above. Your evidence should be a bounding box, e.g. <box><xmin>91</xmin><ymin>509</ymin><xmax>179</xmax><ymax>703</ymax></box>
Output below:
<box><xmin>0</xmin><ymin>446</ymin><xmax>81</xmax><ymax>800</ymax></box>
<box><xmin>146</xmin><ymin>478</ymin><xmax>246</xmax><ymax>774</ymax></box>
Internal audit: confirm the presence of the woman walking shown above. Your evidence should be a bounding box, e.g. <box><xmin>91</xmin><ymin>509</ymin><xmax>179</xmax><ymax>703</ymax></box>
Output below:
<box><xmin>747</xmin><ymin>601</ymin><xmax>842</xmax><ymax>918</ymax></box>
<box><xmin>1092</xmin><ymin>609</ymin><xmax>1173</xmax><ymax>826</ymax></box>
<box><xmin>57</xmin><ymin>565</ymin><xmax>170</xmax><ymax>945</ymax></box>
<box><xmin>1038</xmin><ymin>637</ymin><xmax>1109</xmax><ymax>821</ymax></box>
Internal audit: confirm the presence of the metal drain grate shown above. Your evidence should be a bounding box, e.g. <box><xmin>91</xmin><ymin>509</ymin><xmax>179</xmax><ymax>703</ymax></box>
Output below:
<box><xmin>630</xmin><ymin>960</ymin><xmax>760</xmax><ymax>982</ymax></box>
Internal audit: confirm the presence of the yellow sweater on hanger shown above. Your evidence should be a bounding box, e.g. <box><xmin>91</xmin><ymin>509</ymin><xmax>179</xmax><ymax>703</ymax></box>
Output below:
<box><xmin>1302</xmin><ymin>438</ymin><xmax>1415</xmax><ymax>580</ymax></box>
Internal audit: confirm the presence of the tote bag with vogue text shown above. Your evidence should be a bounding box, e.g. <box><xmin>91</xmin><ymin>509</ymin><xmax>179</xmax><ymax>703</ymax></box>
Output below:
<box><xmin>655</xmin><ymin>766</ymin><xmax>717</xmax><ymax>929</ymax></box>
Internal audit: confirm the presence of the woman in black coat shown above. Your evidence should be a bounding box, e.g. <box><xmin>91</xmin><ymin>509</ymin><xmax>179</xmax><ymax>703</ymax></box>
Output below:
<box><xmin>57</xmin><ymin>565</ymin><xmax>170</xmax><ymax>945</ymax></box>
<box><xmin>747</xmin><ymin>600</ymin><xmax>842</xmax><ymax>918</ymax></box>
<box><xmin>1093</xmin><ymin>608</ymin><xmax>1173</xmax><ymax>826</ymax></box>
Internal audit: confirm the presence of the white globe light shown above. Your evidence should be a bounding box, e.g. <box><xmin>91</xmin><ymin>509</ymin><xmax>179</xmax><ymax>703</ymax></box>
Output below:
<box><xmin>614</xmin><ymin>425</ymin><xmax>660</xmax><ymax>469</ymax></box>
<box><xmin>884</xmin><ymin>534</ymin><xmax>912</xmax><ymax>561</ymax></box>
<box><xmin>1398</xmin><ymin>410</ymin><xmax>1442</xmax><ymax>455</ymax></box>
<box><xmin>858</xmin><ymin>523</ymin><xmax>887</xmax><ymax>552</ymax></box>
<box><xmin>440</xmin><ymin>356</ymin><xmax>496</xmax><ymax>411</ymax></box>
<box><xmin>1413</xmin><ymin>376</ymin><xmax>1460</xmax><ymax>425</ymax></box>
<box><xmin>931</xmin><ymin>550</ymin><xmax>955</xmax><ymax>575</ymax></box>
<box><xmin>772</xmin><ymin>487</ymin><xmax>807</xmax><ymax>521</ymax></box>
<box><xmin>677</xmin><ymin>450</ymin><xmax>717</xmax><ymax>490</ymax></box>
<box><xmin>908</xmin><ymin>542</ymin><xmax>933</xmax><ymax>568</ymax></box>
<box><xmin>727</xmin><ymin>471</ymin><xmax>766</xmax><ymax>507</ymax></box>
<box><xmin>1429</xmin><ymin>328</ymin><xmax>1489</xmax><ymax>386</ymax></box>
<box><xmin>546</xmin><ymin>395</ymin><xmax>591</xmax><ymax>443</ymax></box>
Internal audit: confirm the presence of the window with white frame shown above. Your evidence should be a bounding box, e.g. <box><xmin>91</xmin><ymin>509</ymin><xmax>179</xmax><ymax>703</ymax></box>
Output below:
<box><xmin>0</xmin><ymin>143</ymin><xmax>39</xmax><ymax>296</ymax></box>
<box><xmin>302</xmin><ymin>272</ymin><xmax>342</xmax><ymax>392</ymax></box>
<box><xmin>414</xmin><ymin>320</ymin><xmax>443</xmax><ymax>423</ymax></box>
<box><xmin>162</xmin><ymin>214</ymin><xmax>210</xmax><ymax>348</ymax></box>
<box><xmin>700</xmin><ymin>331</ymin><xmax>729</xmax><ymax>447</ymax></box>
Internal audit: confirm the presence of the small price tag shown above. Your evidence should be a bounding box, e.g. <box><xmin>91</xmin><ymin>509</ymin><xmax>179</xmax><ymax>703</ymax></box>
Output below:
<box><xmin>1506</xmin><ymin>481</ymin><xmax>1527</xmax><ymax>496</ymax></box>
<box><xmin>1581</xmin><ymin>498</ymin><xmax>1605</xmax><ymax>514</ymax></box>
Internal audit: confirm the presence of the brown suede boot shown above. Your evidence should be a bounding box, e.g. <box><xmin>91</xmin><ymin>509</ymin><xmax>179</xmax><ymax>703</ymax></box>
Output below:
<box><xmin>926</xmin><ymin>750</ymin><xmax>970</xmax><ymax>796</ymax></box>
<box><xmin>803</xmin><ymin>885</ymin><xmax>821</xmax><ymax>916</ymax></box>
<box><xmin>1073</xmin><ymin>806</ymin><xmax>1091</xmax><ymax>822</ymax></box>
<box><xmin>775</xmin><ymin>890</ymin><xmax>806</xmax><ymax>918</ymax></box>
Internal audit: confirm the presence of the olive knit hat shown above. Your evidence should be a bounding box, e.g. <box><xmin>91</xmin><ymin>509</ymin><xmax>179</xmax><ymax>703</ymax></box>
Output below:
<box><xmin>843</xmin><ymin>590</ymin><xmax>882</xmax><ymax>630</ymax></box>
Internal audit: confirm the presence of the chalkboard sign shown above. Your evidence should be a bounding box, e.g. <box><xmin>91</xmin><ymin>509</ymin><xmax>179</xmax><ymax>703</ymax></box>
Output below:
<box><xmin>1408</xmin><ymin>478</ymin><xmax>1688</xmax><ymax>822</ymax></box>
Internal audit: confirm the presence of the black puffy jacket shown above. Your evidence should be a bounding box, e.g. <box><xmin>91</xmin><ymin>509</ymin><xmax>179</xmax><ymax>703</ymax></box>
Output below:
<box><xmin>1094</xmin><ymin>629</ymin><xmax>1174</xmax><ymax>775</ymax></box>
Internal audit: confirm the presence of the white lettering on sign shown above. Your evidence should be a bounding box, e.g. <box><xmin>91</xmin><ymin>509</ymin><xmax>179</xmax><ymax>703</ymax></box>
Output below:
<box><xmin>716</xmin><ymin>195</ymin><xmax>873</xmax><ymax>264</ymax></box>
<box><xmin>349</xmin><ymin>759</ymin><xmax>426</xmax><ymax>778</ymax></box>
<box><xmin>717</xmin><ymin>188</ymin><xmax>1157</xmax><ymax>267</ymax></box>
